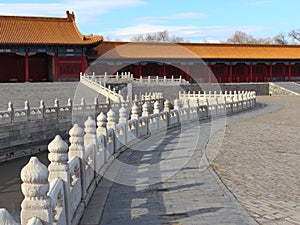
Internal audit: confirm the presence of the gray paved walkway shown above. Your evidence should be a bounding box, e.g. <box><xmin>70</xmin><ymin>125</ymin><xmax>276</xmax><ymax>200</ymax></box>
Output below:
<box><xmin>81</xmin><ymin>101</ymin><xmax>281</xmax><ymax>225</ymax></box>
<box><xmin>210</xmin><ymin>96</ymin><xmax>300</xmax><ymax>225</ymax></box>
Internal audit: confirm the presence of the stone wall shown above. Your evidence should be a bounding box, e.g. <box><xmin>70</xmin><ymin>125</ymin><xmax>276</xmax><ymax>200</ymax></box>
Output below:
<box><xmin>0</xmin><ymin>118</ymin><xmax>72</xmax><ymax>162</ymax></box>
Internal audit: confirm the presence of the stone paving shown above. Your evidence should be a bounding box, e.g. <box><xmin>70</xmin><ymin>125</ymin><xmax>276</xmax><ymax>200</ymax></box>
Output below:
<box><xmin>0</xmin><ymin>82</ymin><xmax>105</xmax><ymax>110</ymax></box>
<box><xmin>81</xmin><ymin>101</ymin><xmax>282</xmax><ymax>225</ymax></box>
<box><xmin>209</xmin><ymin>96</ymin><xmax>300</xmax><ymax>225</ymax></box>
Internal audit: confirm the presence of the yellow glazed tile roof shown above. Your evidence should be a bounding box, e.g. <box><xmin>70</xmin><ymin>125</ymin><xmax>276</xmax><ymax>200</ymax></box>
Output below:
<box><xmin>92</xmin><ymin>41</ymin><xmax>300</xmax><ymax>60</ymax></box>
<box><xmin>0</xmin><ymin>11</ymin><xmax>102</xmax><ymax>45</ymax></box>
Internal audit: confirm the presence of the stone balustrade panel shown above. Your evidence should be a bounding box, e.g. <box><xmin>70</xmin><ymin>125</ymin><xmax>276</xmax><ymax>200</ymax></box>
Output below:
<box><xmin>84</xmin><ymin>144</ymin><xmax>96</xmax><ymax>192</ymax></box>
<box><xmin>95</xmin><ymin>135</ymin><xmax>106</xmax><ymax>174</ymax></box>
<box><xmin>158</xmin><ymin>112</ymin><xmax>168</xmax><ymax>131</ymax></box>
<box><xmin>137</xmin><ymin>117</ymin><xmax>148</xmax><ymax>138</ymax></box>
<box><xmin>149</xmin><ymin>114</ymin><xmax>159</xmax><ymax>134</ymax></box>
<box><xmin>106</xmin><ymin>128</ymin><xmax>115</xmax><ymax>161</ymax></box>
<box><xmin>127</xmin><ymin>120</ymin><xmax>138</xmax><ymax>144</ymax></box>
<box><xmin>68</xmin><ymin>157</ymin><xmax>82</xmax><ymax>219</ymax></box>
<box><xmin>179</xmin><ymin>108</ymin><xmax>189</xmax><ymax>123</ymax></box>
<box><xmin>169</xmin><ymin>110</ymin><xmax>179</xmax><ymax>127</ymax></box>
<box><xmin>115</xmin><ymin>123</ymin><xmax>127</xmax><ymax>152</ymax></box>
<box><xmin>48</xmin><ymin>178</ymin><xmax>67</xmax><ymax>224</ymax></box>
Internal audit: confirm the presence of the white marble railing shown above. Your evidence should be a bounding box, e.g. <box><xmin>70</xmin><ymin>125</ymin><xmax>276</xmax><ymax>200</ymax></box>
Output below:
<box><xmin>84</xmin><ymin>72</ymin><xmax>134</xmax><ymax>83</ymax></box>
<box><xmin>0</xmin><ymin>97</ymin><xmax>164</xmax><ymax>125</ymax></box>
<box><xmin>82</xmin><ymin>72</ymin><xmax>189</xmax><ymax>85</ymax></box>
<box><xmin>179</xmin><ymin>90</ymin><xmax>256</xmax><ymax>106</ymax></box>
<box><xmin>81</xmin><ymin>73</ymin><xmax>165</xmax><ymax>103</ymax></box>
<box><xmin>0</xmin><ymin>92</ymin><xmax>256</xmax><ymax>225</ymax></box>
<box><xmin>0</xmin><ymin>99</ymin><xmax>73</xmax><ymax>124</ymax></box>
<box><xmin>134</xmin><ymin>75</ymin><xmax>189</xmax><ymax>85</ymax></box>
<box><xmin>80</xmin><ymin>74</ymin><xmax>123</xmax><ymax>103</ymax></box>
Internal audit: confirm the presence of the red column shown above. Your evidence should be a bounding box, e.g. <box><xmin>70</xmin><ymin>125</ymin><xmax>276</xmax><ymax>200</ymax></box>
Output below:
<box><xmin>138</xmin><ymin>63</ymin><xmax>142</xmax><ymax>77</ymax></box>
<box><xmin>25</xmin><ymin>52</ymin><xmax>29</xmax><ymax>82</ymax></box>
<box><xmin>288</xmin><ymin>63</ymin><xmax>291</xmax><ymax>81</ymax></box>
<box><xmin>229</xmin><ymin>63</ymin><xmax>233</xmax><ymax>83</ymax></box>
<box><xmin>263</xmin><ymin>64</ymin><xmax>267</xmax><ymax>82</ymax></box>
<box><xmin>269</xmin><ymin>63</ymin><xmax>273</xmax><ymax>82</ymax></box>
<box><xmin>249</xmin><ymin>63</ymin><xmax>253</xmax><ymax>82</ymax></box>
<box><xmin>54</xmin><ymin>53</ymin><xmax>58</xmax><ymax>82</ymax></box>
<box><xmin>81</xmin><ymin>56</ymin><xmax>88</xmax><ymax>73</ymax></box>
<box><xmin>163</xmin><ymin>64</ymin><xmax>166</xmax><ymax>77</ymax></box>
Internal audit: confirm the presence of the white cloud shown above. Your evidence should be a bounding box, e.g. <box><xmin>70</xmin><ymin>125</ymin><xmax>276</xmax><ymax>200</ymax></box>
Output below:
<box><xmin>138</xmin><ymin>12</ymin><xmax>208</xmax><ymax>24</ymax></box>
<box><xmin>101</xmin><ymin>24</ymin><xmax>270</xmax><ymax>42</ymax></box>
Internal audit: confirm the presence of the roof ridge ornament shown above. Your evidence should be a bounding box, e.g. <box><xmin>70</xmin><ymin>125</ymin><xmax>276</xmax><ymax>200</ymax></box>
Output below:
<box><xmin>66</xmin><ymin>10</ymin><xmax>75</xmax><ymax>21</ymax></box>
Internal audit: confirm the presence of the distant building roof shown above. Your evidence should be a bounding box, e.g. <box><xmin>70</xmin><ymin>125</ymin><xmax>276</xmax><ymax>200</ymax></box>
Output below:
<box><xmin>0</xmin><ymin>11</ymin><xmax>102</xmax><ymax>45</ymax></box>
<box><xmin>90</xmin><ymin>41</ymin><xmax>300</xmax><ymax>60</ymax></box>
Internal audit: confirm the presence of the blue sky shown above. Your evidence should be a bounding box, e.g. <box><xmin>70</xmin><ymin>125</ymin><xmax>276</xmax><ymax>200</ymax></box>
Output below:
<box><xmin>0</xmin><ymin>0</ymin><xmax>299</xmax><ymax>42</ymax></box>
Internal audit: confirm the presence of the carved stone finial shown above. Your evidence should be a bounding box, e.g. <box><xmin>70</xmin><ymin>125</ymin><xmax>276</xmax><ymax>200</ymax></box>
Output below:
<box><xmin>20</xmin><ymin>158</ymin><xmax>52</xmax><ymax>225</ymax></box>
<box><xmin>153</xmin><ymin>101</ymin><xmax>160</xmax><ymax>114</ymax></box>
<box><xmin>8</xmin><ymin>101</ymin><xmax>13</xmax><ymax>111</ymax></box>
<box><xmin>67</xmin><ymin>98</ymin><xmax>72</xmax><ymax>107</ymax></box>
<box><xmin>107</xmin><ymin>109</ymin><xmax>117</xmax><ymax>129</ymax></box>
<box><xmin>69</xmin><ymin>124</ymin><xmax>84</xmax><ymax>140</ymax></box>
<box><xmin>164</xmin><ymin>100</ymin><xmax>170</xmax><ymax>112</ymax></box>
<box><xmin>48</xmin><ymin>135</ymin><xmax>69</xmax><ymax>165</ymax></box>
<box><xmin>85</xmin><ymin>116</ymin><xmax>97</xmax><ymax>146</ymax></box>
<box><xmin>54</xmin><ymin>99</ymin><xmax>59</xmax><ymax>108</ymax></box>
<box><xmin>97</xmin><ymin>112</ymin><xmax>107</xmax><ymax>128</ymax></box>
<box><xmin>24</xmin><ymin>100</ymin><xmax>30</xmax><ymax>110</ymax></box>
<box><xmin>97</xmin><ymin>112</ymin><xmax>107</xmax><ymax>137</ymax></box>
<box><xmin>21</xmin><ymin>157</ymin><xmax>49</xmax><ymax>200</ymax></box>
<box><xmin>69</xmin><ymin>124</ymin><xmax>85</xmax><ymax>159</ymax></box>
<box><xmin>85</xmin><ymin>116</ymin><xmax>96</xmax><ymax>136</ymax></box>
<box><xmin>142</xmin><ymin>102</ymin><xmax>149</xmax><ymax>117</ymax></box>
<box><xmin>84</xmin><ymin>116</ymin><xmax>96</xmax><ymax>140</ymax></box>
<box><xmin>131</xmin><ymin>102</ymin><xmax>139</xmax><ymax>120</ymax></box>
<box><xmin>119</xmin><ymin>105</ymin><xmax>128</xmax><ymax>124</ymax></box>
<box><xmin>39</xmin><ymin>100</ymin><xmax>45</xmax><ymax>108</ymax></box>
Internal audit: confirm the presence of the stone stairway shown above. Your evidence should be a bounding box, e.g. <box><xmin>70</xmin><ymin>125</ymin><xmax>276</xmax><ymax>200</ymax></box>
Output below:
<box><xmin>80</xmin><ymin>74</ymin><xmax>123</xmax><ymax>102</ymax></box>
<box><xmin>272</xmin><ymin>82</ymin><xmax>300</xmax><ymax>95</ymax></box>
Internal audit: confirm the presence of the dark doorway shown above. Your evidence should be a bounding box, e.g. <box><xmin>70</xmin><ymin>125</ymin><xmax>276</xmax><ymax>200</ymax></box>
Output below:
<box><xmin>29</xmin><ymin>53</ymin><xmax>51</xmax><ymax>82</ymax></box>
<box><xmin>0</xmin><ymin>53</ymin><xmax>25</xmax><ymax>82</ymax></box>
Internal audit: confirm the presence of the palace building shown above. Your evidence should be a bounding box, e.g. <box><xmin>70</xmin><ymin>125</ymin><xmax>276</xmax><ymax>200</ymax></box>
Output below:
<box><xmin>0</xmin><ymin>11</ymin><xmax>102</xmax><ymax>82</ymax></box>
<box><xmin>89</xmin><ymin>41</ymin><xmax>300</xmax><ymax>83</ymax></box>
<box><xmin>1</xmin><ymin>11</ymin><xmax>300</xmax><ymax>83</ymax></box>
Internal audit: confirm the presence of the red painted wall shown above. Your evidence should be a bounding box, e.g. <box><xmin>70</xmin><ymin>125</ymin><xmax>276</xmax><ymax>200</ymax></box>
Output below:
<box><xmin>57</xmin><ymin>56</ymin><xmax>85</xmax><ymax>80</ymax></box>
